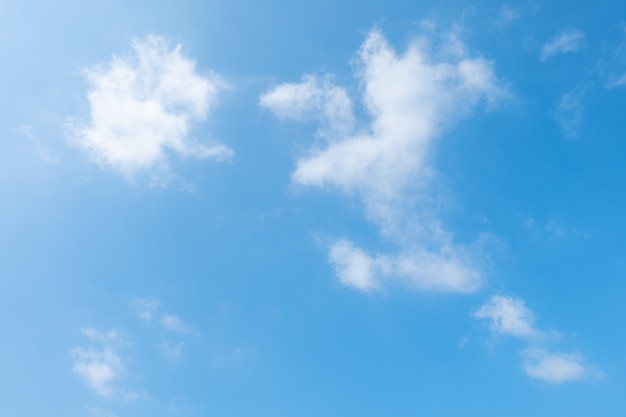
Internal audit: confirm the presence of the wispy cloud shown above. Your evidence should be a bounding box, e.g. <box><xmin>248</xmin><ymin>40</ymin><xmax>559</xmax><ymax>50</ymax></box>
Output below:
<box><xmin>133</xmin><ymin>297</ymin><xmax>160</xmax><ymax>323</ymax></box>
<box><xmin>160</xmin><ymin>313</ymin><xmax>195</xmax><ymax>335</ymax></box>
<box><xmin>475</xmin><ymin>294</ymin><xmax>593</xmax><ymax>384</ymax></box>
<box><xmin>133</xmin><ymin>297</ymin><xmax>197</xmax><ymax>335</ymax></box>
<box><xmin>541</xmin><ymin>29</ymin><xmax>584</xmax><ymax>61</ymax></box>
<box><xmin>17</xmin><ymin>124</ymin><xmax>58</xmax><ymax>163</ymax></box>
<box><xmin>554</xmin><ymin>89</ymin><xmax>584</xmax><ymax>139</ymax></box>
<box><xmin>597</xmin><ymin>28</ymin><xmax>626</xmax><ymax>88</ymax></box>
<box><xmin>495</xmin><ymin>5</ymin><xmax>521</xmax><ymax>29</ymax></box>
<box><xmin>70</xmin><ymin>328</ymin><xmax>127</xmax><ymax>397</ymax></box>
<box><xmin>159</xmin><ymin>340</ymin><xmax>185</xmax><ymax>359</ymax></box>
<box><xmin>261</xmin><ymin>28</ymin><xmax>507</xmax><ymax>294</ymax></box>
<box><xmin>68</xmin><ymin>35</ymin><xmax>233</xmax><ymax>185</ymax></box>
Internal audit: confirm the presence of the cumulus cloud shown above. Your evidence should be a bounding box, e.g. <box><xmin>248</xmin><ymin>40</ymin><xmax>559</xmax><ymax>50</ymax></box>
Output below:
<box><xmin>522</xmin><ymin>348</ymin><xmax>587</xmax><ymax>383</ymax></box>
<box><xmin>68</xmin><ymin>35</ymin><xmax>233</xmax><ymax>183</ymax></box>
<box><xmin>261</xmin><ymin>28</ymin><xmax>506</xmax><ymax>293</ymax></box>
<box><xmin>474</xmin><ymin>295</ymin><xmax>539</xmax><ymax>338</ymax></box>
<box><xmin>70</xmin><ymin>328</ymin><xmax>127</xmax><ymax>397</ymax></box>
<box><xmin>329</xmin><ymin>239</ymin><xmax>481</xmax><ymax>293</ymax></box>
<box><xmin>541</xmin><ymin>29</ymin><xmax>584</xmax><ymax>61</ymax></box>
<box><xmin>475</xmin><ymin>295</ymin><xmax>592</xmax><ymax>383</ymax></box>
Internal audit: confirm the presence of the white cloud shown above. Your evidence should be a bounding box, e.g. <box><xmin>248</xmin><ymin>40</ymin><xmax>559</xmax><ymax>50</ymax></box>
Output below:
<box><xmin>261</xmin><ymin>28</ymin><xmax>506</xmax><ymax>293</ymax></box>
<box><xmin>159</xmin><ymin>340</ymin><xmax>185</xmax><ymax>359</ymax></box>
<box><xmin>328</xmin><ymin>239</ymin><xmax>384</xmax><ymax>291</ymax></box>
<box><xmin>554</xmin><ymin>89</ymin><xmax>584</xmax><ymax>139</ymax></box>
<box><xmin>610</xmin><ymin>74</ymin><xmax>626</xmax><ymax>88</ymax></box>
<box><xmin>541</xmin><ymin>29</ymin><xmax>584</xmax><ymax>61</ymax></box>
<box><xmin>259</xmin><ymin>74</ymin><xmax>355</xmax><ymax>137</ymax></box>
<box><xmin>474</xmin><ymin>295</ymin><xmax>539</xmax><ymax>338</ymax></box>
<box><xmin>17</xmin><ymin>124</ymin><xmax>58</xmax><ymax>163</ymax></box>
<box><xmin>70</xmin><ymin>328</ymin><xmax>126</xmax><ymax>397</ymax></box>
<box><xmin>133</xmin><ymin>297</ymin><xmax>195</xmax><ymax>334</ymax></box>
<box><xmin>68</xmin><ymin>35</ymin><xmax>233</xmax><ymax>183</ymax></box>
<box><xmin>133</xmin><ymin>297</ymin><xmax>160</xmax><ymax>322</ymax></box>
<box><xmin>160</xmin><ymin>313</ymin><xmax>194</xmax><ymax>334</ymax></box>
<box><xmin>522</xmin><ymin>348</ymin><xmax>587</xmax><ymax>383</ymax></box>
<box><xmin>475</xmin><ymin>294</ymin><xmax>595</xmax><ymax>383</ymax></box>
<box><xmin>495</xmin><ymin>5</ymin><xmax>521</xmax><ymax>29</ymax></box>
<box><xmin>329</xmin><ymin>239</ymin><xmax>481</xmax><ymax>293</ymax></box>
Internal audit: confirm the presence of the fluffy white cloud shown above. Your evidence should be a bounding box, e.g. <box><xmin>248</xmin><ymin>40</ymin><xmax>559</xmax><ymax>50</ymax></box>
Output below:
<box><xmin>474</xmin><ymin>295</ymin><xmax>539</xmax><ymax>338</ymax></box>
<box><xmin>69</xmin><ymin>35</ymin><xmax>233</xmax><ymax>183</ymax></box>
<box><xmin>329</xmin><ymin>239</ymin><xmax>481</xmax><ymax>293</ymax></box>
<box><xmin>70</xmin><ymin>328</ymin><xmax>126</xmax><ymax>397</ymax></box>
<box><xmin>522</xmin><ymin>348</ymin><xmax>587</xmax><ymax>383</ymax></box>
<box><xmin>541</xmin><ymin>29</ymin><xmax>584</xmax><ymax>61</ymax></box>
<box><xmin>475</xmin><ymin>295</ymin><xmax>594</xmax><ymax>383</ymax></box>
<box><xmin>259</xmin><ymin>74</ymin><xmax>355</xmax><ymax>137</ymax></box>
<box><xmin>261</xmin><ymin>28</ymin><xmax>505</xmax><ymax>293</ymax></box>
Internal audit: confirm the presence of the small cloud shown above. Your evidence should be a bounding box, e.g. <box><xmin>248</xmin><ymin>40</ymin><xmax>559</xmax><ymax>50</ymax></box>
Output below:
<box><xmin>133</xmin><ymin>297</ymin><xmax>160</xmax><ymax>323</ymax></box>
<box><xmin>474</xmin><ymin>295</ymin><xmax>540</xmax><ymax>339</ymax></box>
<box><xmin>474</xmin><ymin>294</ymin><xmax>596</xmax><ymax>383</ymax></box>
<box><xmin>458</xmin><ymin>336</ymin><xmax>471</xmax><ymax>348</ymax></box>
<box><xmin>68</xmin><ymin>35</ymin><xmax>233</xmax><ymax>185</ymax></box>
<box><xmin>495</xmin><ymin>5</ymin><xmax>521</xmax><ymax>29</ymax></box>
<box><xmin>554</xmin><ymin>90</ymin><xmax>584</xmax><ymax>139</ymax></box>
<box><xmin>159</xmin><ymin>340</ymin><xmax>185</xmax><ymax>359</ymax></box>
<box><xmin>541</xmin><ymin>29</ymin><xmax>584</xmax><ymax>61</ymax></box>
<box><xmin>328</xmin><ymin>239</ymin><xmax>383</xmax><ymax>292</ymax></box>
<box><xmin>328</xmin><ymin>238</ymin><xmax>482</xmax><ymax>293</ymax></box>
<box><xmin>597</xmin><ymin>28</ymin><xmax>626</xmax><ymax>88</ymax></box>
<box><xmin>160</xmin><ymin>313</ymin><xmax>195</xmax><ymax>335</ymax></box>
<box><xmin>522</xmin><ymin>348</ymin><xmax>587</xmax><ymax>383</ymax></box>
<box><xmin>170</xmin><ymin>395</ymin><xmax>193</xmax><ymax>414</ymax></box>
<box><xmin>71</xmin><ymin>329</ymin><xmax>126</xmax><ymax>397</ymax></box>
<box><xmin>259</xmin><ymin>74</ymin><xmax>355</xmax><ymax>137</ymax></box>
<box><xmin>609</xmin><ymin>74</ymin><xmax>626</xmax><ymax>88</ymax></box>
<box><xmin>81</xmin><ymin>327</ymin><xmax>128</xmax><ymax>346</ymax></box>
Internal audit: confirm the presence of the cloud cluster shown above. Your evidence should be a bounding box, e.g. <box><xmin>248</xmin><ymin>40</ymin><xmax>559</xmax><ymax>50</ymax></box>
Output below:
<box><xmin>261</xmin><ymin>28</ymin><xmax>506</xmax><ymax>293</ymax></box>
<box><xmin>475</xmin><ymin>295</ymin><xmax>590</xmax><ymax>384</ymax></box>
<box><xmin>69</xmin><ymin>35</ymin><xmax>233</xmax><ymax>184</ymax></box>
<box><xmin>541</xmin><ymin>29</ymin><xmax>584</xmax><ymax>61</ymax></box>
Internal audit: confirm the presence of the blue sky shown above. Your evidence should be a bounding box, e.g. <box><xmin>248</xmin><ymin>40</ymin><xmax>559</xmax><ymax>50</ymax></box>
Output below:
<box><xmin>2</xmin><ymin>0</ymin><xmax>626</xmax><ymax>416</ymax></box>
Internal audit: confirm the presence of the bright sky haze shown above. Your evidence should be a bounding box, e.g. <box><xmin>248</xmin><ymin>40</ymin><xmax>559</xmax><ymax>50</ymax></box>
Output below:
<box><xmin>2</xmin><ymin>0</ymin><xmax>626</xmax><ymax>416</ymax></box>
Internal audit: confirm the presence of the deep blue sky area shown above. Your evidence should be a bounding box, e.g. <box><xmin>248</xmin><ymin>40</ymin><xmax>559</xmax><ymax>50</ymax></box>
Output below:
<box><xmin>1</xmin><ymin>1</ymin><xmax>626</xmax><ymax>416</ymax></box>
